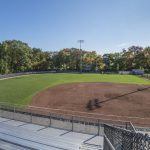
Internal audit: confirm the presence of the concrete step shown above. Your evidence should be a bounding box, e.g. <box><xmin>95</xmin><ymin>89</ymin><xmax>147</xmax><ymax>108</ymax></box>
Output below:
<box><xmin>80</xmin><ymin>143</ymin><xmax>102</xmax><ymax>150</ymax></box>
<box><xmin>0</xmin><ymin>140</ymin><xmax>31</xmax><ymax>150</ymax></box>
<box><xmin>0</xmin><ymin>123</ymin><xmax>80</xmax><ymax>150</ymax></box>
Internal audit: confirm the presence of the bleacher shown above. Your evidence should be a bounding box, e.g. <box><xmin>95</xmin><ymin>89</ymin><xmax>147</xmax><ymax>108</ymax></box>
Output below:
<box><xmin>0</xmin><ymin>117</ymin><xmax>103</xmax><ymax>150</ymax></box>
<box><xmin>0</xmin><ymin>106</ymin><xmax>149</xmax><ymax>150</ymax></box>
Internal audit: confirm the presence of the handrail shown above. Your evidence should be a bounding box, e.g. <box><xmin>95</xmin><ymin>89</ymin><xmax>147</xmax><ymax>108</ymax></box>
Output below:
<box><xmin>103</xmin><ymin>134</ymin><xmax>115</xmax><ymax>150</ymax></box>
<box><xmin>129</xmin><ymin>121</ymin><xmax>136</xmax><ymax>132</ymax></box>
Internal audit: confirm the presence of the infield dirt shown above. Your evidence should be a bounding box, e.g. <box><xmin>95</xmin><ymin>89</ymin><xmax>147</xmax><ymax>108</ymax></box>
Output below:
<box><xmin>31</xmin><ymin>83</ymin><xmax>150</xmax><ymax>126</ymax></box>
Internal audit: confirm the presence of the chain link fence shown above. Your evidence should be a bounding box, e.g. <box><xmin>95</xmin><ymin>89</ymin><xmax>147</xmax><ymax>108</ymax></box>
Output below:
<box><xmin>104</xmin><ymin>124</ymin><xmax>150</xmax><ymax>150</ymax></box>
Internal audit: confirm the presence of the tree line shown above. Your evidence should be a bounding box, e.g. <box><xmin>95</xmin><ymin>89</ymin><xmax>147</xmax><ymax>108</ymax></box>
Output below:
<box><xmin>0</xmin><ymin>40</ymin><xmax>150</xmax><ymax>74</ymax></box>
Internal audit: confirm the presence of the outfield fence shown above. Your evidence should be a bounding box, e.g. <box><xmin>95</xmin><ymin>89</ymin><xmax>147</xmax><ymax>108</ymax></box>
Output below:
<box><xmin>0</xmin><ymin>71</ymin><xmax>57</xmax><ymax>79</ymax></box>
<box><xmin>0</xmin><ymin>72</ymin><xmax>30</xmax><ymax>79</ymax></box>
<box><xmin>141</xmin><ymin>74</ymin><xmax>150</xmax><ymax>80</ymax></box>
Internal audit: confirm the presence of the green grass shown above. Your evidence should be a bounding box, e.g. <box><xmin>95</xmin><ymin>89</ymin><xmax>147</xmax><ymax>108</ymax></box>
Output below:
<box><xmin>0</xmin><ymin>73</ymin><xmax>150</xmax><ymax>105</ymax></box>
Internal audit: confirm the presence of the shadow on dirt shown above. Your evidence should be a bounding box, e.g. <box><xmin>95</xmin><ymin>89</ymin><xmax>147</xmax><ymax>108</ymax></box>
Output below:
<box><xmin>87</xmin><ymin>86</ymin><xmax>150</xmax><ymax>110</ymax></box>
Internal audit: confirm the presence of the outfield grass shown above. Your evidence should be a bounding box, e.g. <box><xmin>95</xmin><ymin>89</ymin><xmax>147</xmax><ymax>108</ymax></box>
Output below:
<box><xmin>0</xmin><ymin>73</ymin><xmax>150</xmax><ymax>105</ymax></box>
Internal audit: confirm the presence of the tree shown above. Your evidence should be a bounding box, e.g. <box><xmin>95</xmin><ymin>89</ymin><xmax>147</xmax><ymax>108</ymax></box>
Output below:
<box><xmin>143</xmin><ymin>47</ymin><xmax>150</xmax><ymax>72</ymax></box>
<box><xmin>0</xmin><ymin>40</ymin><xmax>32</xmax><ymax>73</ymax></box>
<box><xmin>0</xmin><ymin>39</ymin><xmax>150</xmax><ymax>73</ymax></box>
<box><xmin>0</xmin><ymin>41</ymin><xmax>12</xmax><ymax>73</ymax></box>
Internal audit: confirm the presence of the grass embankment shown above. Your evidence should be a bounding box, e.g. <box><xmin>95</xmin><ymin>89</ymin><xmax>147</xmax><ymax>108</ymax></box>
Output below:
<box><xmin>0</xmin><ymin>73</ymin><xmax>149</xmax><ymax>105</ymax></box>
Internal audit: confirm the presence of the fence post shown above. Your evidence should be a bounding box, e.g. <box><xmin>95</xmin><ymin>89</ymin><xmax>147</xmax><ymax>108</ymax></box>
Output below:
<box><xmin>72</xmin><ymin>116</ymin><xmax>74</xmax><ymax>131</ymax></box>
<box><xmin>49</xmin><ymin>113</ymin><xmax>51</xmax><ymax>127</ymax></box>
<box><xmin>30</xmin><ymin>112</ymin><xmax>32</xmax><ymax>123</ymax></box>
<box><xmin>98</xmin><ymin>119</ymin><xmax>100</xmax><ymax>135</ymax></box>
<box><xmin>125</xmin><ymin>122</ymin><xmax>128</xmax><ymax>129</ymax></box>
<box><xmin>13</xmin><ymin>106</ymin><xmax>15</xmax><ymax>120</ymax></box>
<box><xmin>0</xmin><ymin>106</ymin><xmax>1</xmax><ymax>117</ymax></box>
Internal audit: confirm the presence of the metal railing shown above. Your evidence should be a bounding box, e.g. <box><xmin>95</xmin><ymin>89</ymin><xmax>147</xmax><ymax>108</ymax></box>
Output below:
<box><xmin>125</xmin><ymin>122</ymin><xmax>136</xmax><ymax>132</ymax></box>
<box><xmin>104</xmin><ymin>135</ymin><xmax>115</xmax><ymax>150</ymax></box>
<box><xmin>0</xmin><ymin>103</ymin><xmax>132</xmax><ymax>135</ymax></box>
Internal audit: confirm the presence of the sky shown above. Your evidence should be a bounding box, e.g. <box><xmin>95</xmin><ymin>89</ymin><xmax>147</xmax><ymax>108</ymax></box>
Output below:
<box><xmin>0</xmin><ymin>0</ymin><xmax>150</xmax><ymax>54</ymax></box>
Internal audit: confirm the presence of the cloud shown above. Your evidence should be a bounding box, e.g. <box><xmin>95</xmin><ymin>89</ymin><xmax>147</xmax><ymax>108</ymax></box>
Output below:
<box><xmin>116</xmin><ymin>42</ymin><xmax>130</xmax><ymax>48</ymax></box>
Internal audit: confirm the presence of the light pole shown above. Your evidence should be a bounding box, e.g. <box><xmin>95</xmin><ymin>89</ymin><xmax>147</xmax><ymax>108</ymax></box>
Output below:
<box><xmin>77</xmin><ymin>40</ymin><xmax>84</xmax><ymax>73</ymax></box>
<box><xmin>95</xmin><ymin>57</ymin><xmax>98</xmax><ymax>72</ymax></box>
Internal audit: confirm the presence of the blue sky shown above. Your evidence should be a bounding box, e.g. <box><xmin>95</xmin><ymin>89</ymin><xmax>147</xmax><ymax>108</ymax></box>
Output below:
<box><xmin>0</xmin><ymin>0</ymin><xmax>150</xmax><ymax>54</ymax></box>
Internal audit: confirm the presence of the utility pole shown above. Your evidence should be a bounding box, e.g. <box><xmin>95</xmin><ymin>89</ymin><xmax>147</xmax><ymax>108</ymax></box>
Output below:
<box><xmin>77</xmin><ymin>40</ymin><xmax>84</xmax><ymax>73</ymax></box>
